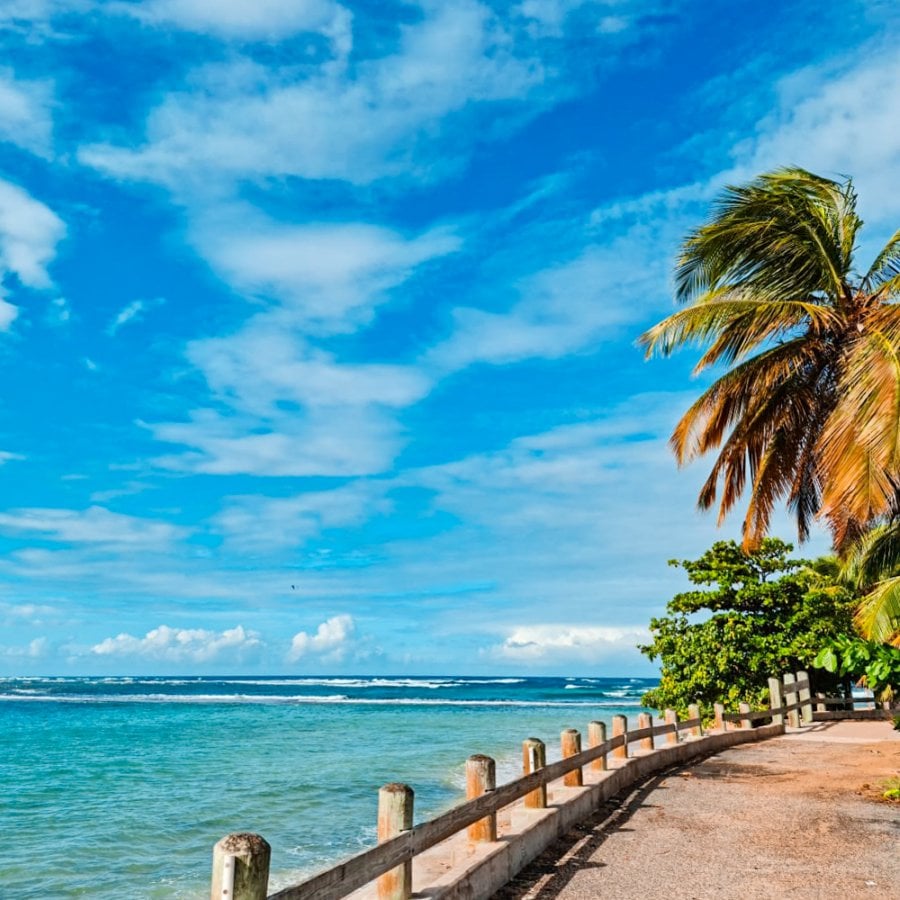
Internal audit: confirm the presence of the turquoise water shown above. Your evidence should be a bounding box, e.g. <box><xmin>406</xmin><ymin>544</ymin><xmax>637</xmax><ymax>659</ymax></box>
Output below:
<box><xmin>1</xmin><ymin>675</ymin><xmax>655</xmax><ymax>898</ymax></box>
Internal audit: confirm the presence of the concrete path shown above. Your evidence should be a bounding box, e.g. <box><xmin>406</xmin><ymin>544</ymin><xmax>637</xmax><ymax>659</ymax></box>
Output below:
<box><xmin>493</xmin><ymin>721</ymin><xmax>900</xmax><ymax>900</ymax></box>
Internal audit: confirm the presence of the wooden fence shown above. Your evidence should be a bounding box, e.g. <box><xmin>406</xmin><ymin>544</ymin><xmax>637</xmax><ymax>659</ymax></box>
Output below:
<box><xmin>208</xmin><ymin>670</ymin><xmax>897</xmax><ymax>900</ymax></box>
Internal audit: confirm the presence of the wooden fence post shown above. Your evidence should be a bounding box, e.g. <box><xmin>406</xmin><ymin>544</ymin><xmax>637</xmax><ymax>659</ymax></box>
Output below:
<box><xmin>688</xmin><ymin>703</ymin><xmax>702</xmax><ymax>738</ymax></box>
<box><xmin>713</xmin><ymin>703</ymin><xmax>724</xmax><ymax>732</ymax></box>
<box><xmin>664</xmin><ymin>708</ymin><xmax>678</xmax><ymax>745</ymax></box>
<box><xmin>377</xmin><ymin>783</ymin><xmax>413</xmax><ymax>900</ymax></box>
<box><xmin>814</xmin><ymin>691</ymin><xmax>826</xmax><ymax>713</ymax></box>
<box><xmin>466</xmin><ymin>755</ymin><xmax>497</xmax><ymax>842</ymax></box>
<box><xmin>522</xmin><ymin>738</ymin><xmax>547</xmax><ymax>808</ymax></box>
<box><xmin>797</xmin><ymin>669</ymin><xmax>813</xmax><ymax>724</ymax></box>
<box><xmin>211</xmin><ymin>833</ymin><xmax>270</xmax><ymax>900</ymax></box>
<box><xmin>588</xmin><ymin>721</ymin><xmax>607</xmax><ymax>771</ymax></box>
<box><xmin>611</xmin><ymin>715</ymin><xmax>628</xmax><ymax>760</ymax></box>
<box><xmin>739</xmin><ymin>702</ymin><xmax>751</xmax><ymax>729</ymax></box>
<box><xmin>561</xmin><ymin>729</ymin><xmax>583</xmax><ymax>786</ymax></box>
<box><xmin>783</xmin><ymin>672</ymin><xmax>800</xmax><ymax>727</ymax></box>
<box><xmin>768</xmin><ymin>676</ymin><xmax>784</xmax><ymax>726</ymax></box>
<box><xmin>637</xmin><ymin>712</ymin><xmax>654</xmax><ymax>751</ymax></box>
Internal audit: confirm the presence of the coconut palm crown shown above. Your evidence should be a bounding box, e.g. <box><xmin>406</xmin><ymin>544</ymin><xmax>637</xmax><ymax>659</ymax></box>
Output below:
<box><xmin>640</xmin><ymin>167</ymin><xmax>900</xmax><ymax>552</ymax></box>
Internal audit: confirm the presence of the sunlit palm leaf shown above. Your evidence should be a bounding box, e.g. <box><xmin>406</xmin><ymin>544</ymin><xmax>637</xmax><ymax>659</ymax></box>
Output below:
<box><xmin>855</xmin><ymin>577</ymin><xmax>900</xmax><ymax>644</ymax></box>
<box><xmin>842</xmin><ymin>522</ymin><xmax>900</xmax><ymax>587</ymax></box>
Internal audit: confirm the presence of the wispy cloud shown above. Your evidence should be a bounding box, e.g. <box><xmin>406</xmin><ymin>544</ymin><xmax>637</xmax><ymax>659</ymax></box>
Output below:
<box><xmin>725</xmin><ymin>37</ymin><xmax>900</xmax><ymax>231</ymax></box>
<box><xmin>0</xmin><ymin>180</ymin><xmax>63</xmax><ymax>290</ymax></box>
<box><xmin>0</xmin><ymin>68</ymin><xmax>54</xmax><ymax>156</ymax></box>
<box><xmin>81</xmin><ymin>2</ymin><xmax>547</xmax><ymax>188</ymax></box>
<box><xmin>114</xmin><ymin>0</ymin><xmax>352</xmax><ymax>47</ymax></box>
<box><xmin>0</xmin><ymin>636</ymin><xmax>49</xmax><ymax>659</ymax></box>
<box><xmin>191</xmin><ymin>208</ymin><xmax>458</xmax><ymax>334</ymax></box>
<box><xmin>0</xmin><ymin>505</ymin><xmax>187</xmax><ymax>546</ymax></box>
<box><xmin>106</xmin><ymin>297</ymin><xmax>165</xmax><ymax>336</ymax></box>
<box><xmin>151</xmin><ymin>332</ymin><xmax>431</xmax><ymax>476</ymax></box>
<box><xmin>215</xmin><ymin>482</ymin><xmax>390</xmax><ymax>552</ymax></box>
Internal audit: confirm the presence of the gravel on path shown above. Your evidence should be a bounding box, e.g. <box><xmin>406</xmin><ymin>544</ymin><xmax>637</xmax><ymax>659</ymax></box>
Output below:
<box><xmin>493</xmin><ymin>722</ymin><xmax>899</xmax><ymax>900</ymax></box>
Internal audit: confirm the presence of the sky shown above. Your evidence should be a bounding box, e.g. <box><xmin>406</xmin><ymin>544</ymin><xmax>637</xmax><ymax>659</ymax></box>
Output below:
<box><xmin>0</xmin><ymin>0</ymin><xmax>898</xmax><ymax>676</ymax></box>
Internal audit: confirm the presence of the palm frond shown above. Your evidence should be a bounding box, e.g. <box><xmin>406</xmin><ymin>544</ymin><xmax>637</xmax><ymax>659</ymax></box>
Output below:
<box><xmin>861</xmin><ymin>227</ymin><xmax>900</xmax><ymax>293</ymax></box>
<box><xmin>675</xmin><ymin>168</ymin><xmax>857</xmax><ymax>306</ymax></box>
<box><xmin>841</xmin><ymin>522</ymin><xmax>900</xmax><ymax>587</ymax></box>
<box><xmin>638</xmin><ymin>297</ymin><xmax>835</xmax><ymax>367</ymax></box>
<box><xmin>670</xmin><ymin>337</ymin><xmax>824</xmax><ymax>463</ymax></box>
<box><xmin>855</xmin><ymin>576</ymin><xmax>900</xmax><ymax>643</ymax></box>
<box><xmin>818</xmin><ymin>326</ymin><xmax>900</xmax><ymax>528</ymax></box>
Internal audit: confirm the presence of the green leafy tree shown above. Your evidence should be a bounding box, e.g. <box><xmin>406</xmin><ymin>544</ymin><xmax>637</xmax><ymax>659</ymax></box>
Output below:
<box><xmin>640</xmin><ymin>538</ymin><xmax>856</xmax><ymax>715</ymax></box>
<box><xmin>813</xmin><ymin>635</ymin><xmax>900</xmax><ymax>701</ymax></box>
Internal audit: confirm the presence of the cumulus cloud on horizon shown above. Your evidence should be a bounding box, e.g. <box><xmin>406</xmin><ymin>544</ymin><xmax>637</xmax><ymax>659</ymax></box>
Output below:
<box><xmin>288</xmin><ymin>614</ymin><xmax>356</xmax><ymax>663</ymax></box>
<box><xmin>91</xmin><ymin>624</ymin><xmax>263</xmax><ymax>663</ymax></box>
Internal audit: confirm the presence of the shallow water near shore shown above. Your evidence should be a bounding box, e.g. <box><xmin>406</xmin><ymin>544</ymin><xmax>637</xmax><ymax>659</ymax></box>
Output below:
<box><xmin>1</xmin><ymin>675</ymin><xmax>655</xmax><ymax>898</ymax></box>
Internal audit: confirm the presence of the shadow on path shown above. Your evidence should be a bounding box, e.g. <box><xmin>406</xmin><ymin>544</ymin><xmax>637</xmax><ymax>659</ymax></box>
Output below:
<box><xmin>492</xmin><ymin>760</ymin><xmax>708</xmax><ymax>900</ymax></box>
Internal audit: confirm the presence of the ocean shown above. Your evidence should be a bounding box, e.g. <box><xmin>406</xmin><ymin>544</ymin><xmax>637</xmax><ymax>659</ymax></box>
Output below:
<box><xmin>1</xmin><ymin>674</ymin><xmax>656</xmax><ymax>898</ymax></box>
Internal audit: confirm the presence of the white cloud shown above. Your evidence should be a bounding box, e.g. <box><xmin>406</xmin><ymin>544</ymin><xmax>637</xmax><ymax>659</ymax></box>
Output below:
<box><xmin>116</xmin><ymin>0</ymin><xmax>352</xmax><ymax>48</ymax></box>
<box><xmin>146</xmin><ymin>212</ymin><xmax>454</xmax><ymax>477</ymax></box>
<box><xmin>192</xmin><ymin>209</ymin><xmax>458</xmax><ymax>334</ymax></box>
<box><xmin>215</xmin><ymin>482</ymin><xmax>390</xmax><ymax>551</ymax></box>
<box><xmin>0</xmin><ymin>505</ymin><xmax>187</xmax><ymax>546</ymax></box>
<box><xmin>0</xmin><ymin>450</ymin><xmax>24</xmax><ymax>465</ymax></box>
<box><xmin>150</xmin><ymin>312</ymin><xmax>432</xmax><ymax>476</ymax></box>
<box><xmin>0</xmin><ymin>297</ymin><xmax>16</xmax><ymax>330</ymax></box>
<box><xmin>0</xmin><ymin>602</ymin><xmax>58</xmax><ymax>625</ymax></box>
<box><xmin>485</xmin><ymin>624</ymin><xmax>651</xmax><ymax>665</ymax></box>
<box><xmin>426</xmin><ymin>181</ymin><xmax>711</xmax><ymax>373</ymax></box>
<box><xmin>107</xmin><ymin>297</ymin><xmax>164</xmax><ymax>335</ymax></box>
<box><xmin>288</xmin><ymin>614</ymin><xmax>355</xmax><ymax>662</ymax></box>
<box><xmin>46</xmin><ymin>296</ymin><xmax>71</xmax><ymax>326</ymax></box>
<box><xmin>727</xmin><ymin>39</ymin><xmax>900</xmax><ymax>229</ymax></box>
<box><xmin>403</xmin><ymin>391</ymin><xmax>832</xmax><ymax>629</ymax></box>
<box><xmin>428</xmin><ymin>232</ymin><xmax>665</xmax><ymax>371</ymax></box>
<box><xmin>81</xmin><ymin>1</ymin><xmax>545</xmax><ymax>188</ymax></box>
<box><xmin>91</xmin><ymin>624</ymin><xmax>263</xmax><ymax>662</ymax></box>
<box><xmin>0</xmin><ymin>69</ymin><xmax>53</xmax><ymax>156</ymax></box>
<box><xmin>0</xmin><ymin>178</ymin><xmax>65</xmax><ymax>297</ymax></box>
<box><xmin>1</xmin><ymin>636</ymin><xmax>49</xmax><ymax>659</ymax></box>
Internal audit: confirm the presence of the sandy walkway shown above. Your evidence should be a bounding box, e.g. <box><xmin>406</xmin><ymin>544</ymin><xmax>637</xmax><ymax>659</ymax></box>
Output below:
<box><xmin>493</xmin><ymin>721</ymin><xmax>900</xmax><ymax>900</ymax></box>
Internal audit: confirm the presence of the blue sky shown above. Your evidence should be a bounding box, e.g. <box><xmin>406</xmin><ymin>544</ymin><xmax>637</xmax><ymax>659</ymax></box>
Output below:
<box><xmin>0</xmin><ymin>0</ymin><xmax>897</xmax><ymax>675</ymax></box>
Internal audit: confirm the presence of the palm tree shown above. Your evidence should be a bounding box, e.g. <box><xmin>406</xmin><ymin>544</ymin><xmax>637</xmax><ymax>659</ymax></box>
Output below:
<box><xmin>640</xmin><ymin>167</ymin><xmax>900</xmax><ymax>552</ymax></box>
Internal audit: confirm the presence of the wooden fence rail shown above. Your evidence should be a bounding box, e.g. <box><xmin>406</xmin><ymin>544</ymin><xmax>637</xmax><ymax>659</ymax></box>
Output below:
<box><xmin>209</xmin><ymin>669</ymin><xmax>897</xmax><ymax>900</ymax></box>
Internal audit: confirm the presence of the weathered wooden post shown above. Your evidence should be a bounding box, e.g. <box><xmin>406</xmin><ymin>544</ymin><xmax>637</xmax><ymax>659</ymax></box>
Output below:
<box><xmin>561</xmin><ymin>728</ymin><xmax>583</xmax><ymax>786</ymax></box>
<box><xmin>377</xmin><ymin>783</ymin><xmax>413</xmax><ymax>900</ymax></box>
<box><xmin>713</xmin><ymin>703</ymin><xmax>725</xmax><ymax>732</ymax></box>
<box><xmin>522</xmin><ymin>738</ymin><xmax>547</xmax><ymax>808</ymax></box>
<box><xmin>588</xmin><ymin>720</ymin><xmax>607</xmax><ymax>771</ymax></box>
<box><xmin>637</xmin><ymin>712</ymin><xmax>654</xmax><ymax>751</ymax></box>
<box><xmin>739</xmin><ymin>702</ymin><xmax>752</xmax><ymax>729</ymax></box>
<box><xmin>611</xmin><ymin>714</ymin><xmax>628</xmax><ymax>760</ymax></box>
<box><xmin>688</xmin><ymin>703</ymin><xmax>702</xmax><ymax>738</ymax></box>
<box><xmin>814</xmin><ymin>691</ymin><xmax>826</xmax><ymax>713</ymax></box>
<box><xmin>664</xmin><ymin>708</ymin><xmax>678</xmax><ymax>745</ymax></box>
<box><xmin>466</xmin><ymin>755</ymin><xmax>497</xmax><ymax>842</ymax></box>
<box><xmin>783</xmin><ymin>672</ymin><xmax>800</xmax><ymax>727</ymax></box>
<box><xmin>768</xmin><ymin>676</ymin><xmax>784</xmax><ymax>726</ymax></box>
<box><xmin>797</xmin><ymin>669</ymin><xmax>813</xmax><ymax>724</ymax></box>
<box><xmin>211</xmin><ymin>833</ymin><xmax>270</xmax><ymax>900</ymax></box>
